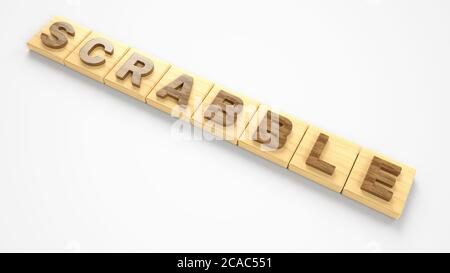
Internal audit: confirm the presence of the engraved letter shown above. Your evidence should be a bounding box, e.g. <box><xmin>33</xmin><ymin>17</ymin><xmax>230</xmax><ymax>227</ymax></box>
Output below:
<box><xmin>156</xmin><ymin>74</ymin><xmax>193</xmax><ymax>106</ymax></box>
<box><xmin>361</xmin><ymin>156</ymin><xmax>402</xmax><ymax>201</ymax></box>
<box><xmin>116</xmin><ymin>53</ymin><xmax>154</xmax><ymax>87</ymax></box>
<box><xmin>254</xmin><ymin>111</ymin><xmax>292</xmax><ymax>149</ymax></box>
<box><xmin>79</xmin><ymin>38</ymin><xmax>114</xmax><ymax>66</ymax></box>
<box><xmin>204</xmin><ymin>91</ymin><xmax>243</xmax><ymax>127</ymax></box>
<box><xmin>40</xmin><ymin>22</ymin><xmax>75</xmax><ymax>49</ymax></box>
<box><xmin>306</xmin><ymin>133</ymin><xmax>336</xmax><ymax>175</ymax></box>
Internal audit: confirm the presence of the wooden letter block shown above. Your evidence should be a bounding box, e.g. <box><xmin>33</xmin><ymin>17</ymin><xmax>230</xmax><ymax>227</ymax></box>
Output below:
<box><xmin>27</xmin><ymin>17</ymin><xmax>91</xmax><ymax>64</ymax></box>
<box><xmin>64</xmin><ymin>32</ymin><xmax>129</xmax><ymax>83</ymax></box>
<box><xmin>105</xmin><ymin>49</ymin><xmax>171</xmax><ymax>102</ymax></box>
<box><xmin>238</xmin><ymin>105</ymin><xmax>308</xmax><ymax>168</ymax></box>
<box><xmin>288</xmin><ymin>126</ymin><xmax>360</xmax><ymax>192</ymax></box>
<box><xmin>146</xmin><ymin>66</ymin><xmax>214</xmax><ymax>119</ymax></box>
<box><xmin>192</xmin><ymin>85</ymin><xmax>259</xmax><ymax>145</ymax></box>
<box><xmin>342</xmin><ymin>148</ymin><xmax>415</xmax><ymax>219</ymax></box>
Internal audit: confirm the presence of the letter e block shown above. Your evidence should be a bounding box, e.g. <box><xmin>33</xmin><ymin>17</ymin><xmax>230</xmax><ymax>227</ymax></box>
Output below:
<box><xmin>342</xmin><ymin>148</ymin><xmax>415</xmax><ymax>219</ymax></box>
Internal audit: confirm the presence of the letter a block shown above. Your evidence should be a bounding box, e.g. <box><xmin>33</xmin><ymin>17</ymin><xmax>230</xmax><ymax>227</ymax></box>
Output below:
<box><xmin>238</xmin><ymin>105</ymin><xmax>308</xmax><ymax>168</ymax></box>
<box><xmin>64</xmin><ymin>32</ymin><xmax>129</xmax><ymax>83</ymax></box>
<box><xmin>342</xmin><ymin>149</ymin><xmax>415</xmax><ymax>219</ymax></box>
<box><xmin>27</xmin><ymin>17</ymin><xmax>91</xmax><ymax>64</ymax></box>
<box><xmin>146</xmin><ymin>67</ymin><xmax>214</xmax><ymax>120</ymax></box>
<box><xmin>105</xmin><ymin>49</ymin><xmax>171</xmax><ymax>102</ymax></box>
<box><xmin>288</xmin><ymin>126</ymin><xmax>360</xmax><ymax>192</ymax></box>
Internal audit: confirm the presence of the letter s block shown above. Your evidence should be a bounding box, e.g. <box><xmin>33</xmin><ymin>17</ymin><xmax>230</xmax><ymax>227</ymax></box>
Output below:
<box><xmin>64</xmin><ymin>32</ymin><xmax>129</xmax><ymax>83</ymax></box>
<box><xmin>27</xmin><ymin>17</ymin><xmax>91</xmax><ymax>64</ymax></box>
<box><xmin>342</xmin><ymin>149</ymin><xmax>415</xmax><ymax>219</ymax></box>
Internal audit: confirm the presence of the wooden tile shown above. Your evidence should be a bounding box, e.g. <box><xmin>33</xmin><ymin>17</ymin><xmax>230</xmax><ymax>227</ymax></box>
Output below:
<box><xmin>192</xmin><ymin>85</ymin><xmax>259</xmax><ymax>145</ymax></box>
<box><xmin>342</xmin><ymin>148</ymin><xmax>415</xmax><ymax>219</ymax></box>
<box><xmin>27</xmin><ymin>17</ymin><xmax>91</xmax><ymax>64</ymax></box>
<box><xmin>64</xmin><ymin>32</ymin><xmax>129</xmax><ymax>83</ymax></box>
<box><xmin>104</xmin><ymin>49</ymin><xmax>171</xmax><ymax>102</ymax></box>
<box><xmin>288</xmin><ymin>126</ymin><xmax>360</xmax><ymax>192</ymax></box>
<box><xmin>238</xmin><ymin>105</ymin><xmax>308</xmax><ymax>168</ymax></box>
<box><xmin>146</xmin><ymin>66</ymin><xmax>213</xmax><ymax>119</ymax></box>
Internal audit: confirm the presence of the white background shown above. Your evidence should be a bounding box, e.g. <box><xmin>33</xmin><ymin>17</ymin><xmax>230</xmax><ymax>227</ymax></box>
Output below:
<box><xmin>0</xmin><ymin>0</ymin><xmax>449</xmax><ymax>252</ymax></box>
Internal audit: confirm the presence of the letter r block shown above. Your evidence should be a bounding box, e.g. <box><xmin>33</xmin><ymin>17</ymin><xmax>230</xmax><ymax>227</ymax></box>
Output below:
<box><xmin>288</xmin><ymin>126</ymin><xmax>360</xmax><ymax>192</ymax></box>
<box><xmin>27</xmin><ymin>17</ymin><xmax>91</xmax><ymax>64</ymax></box>
<box><xmin>64</xmin><ymin>32</ymin><xmax>129</xmax><ymax>83</ymax></box>
<box><xmin>105</xmin><ymin>49</ymin><xmax>171</xmax><ymax>102</ymax></box>
<box><xmin>342</xmin><ymin>148</ymin><xmax>415</xmax><ymax>219</ymax></box>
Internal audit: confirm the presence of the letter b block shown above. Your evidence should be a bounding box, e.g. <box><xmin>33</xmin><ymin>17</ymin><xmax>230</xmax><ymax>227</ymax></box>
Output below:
<box><xmin>238</xmin><ymin>105</ymin><xmax>308</xmax><ymax>168</ymax></box>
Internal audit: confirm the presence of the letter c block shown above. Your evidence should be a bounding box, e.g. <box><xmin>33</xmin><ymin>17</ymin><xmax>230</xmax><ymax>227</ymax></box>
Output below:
<box><xmin>64</xmin><ymin>32</ymin><xmax>129</xmax><ymax>83</ymax></box>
